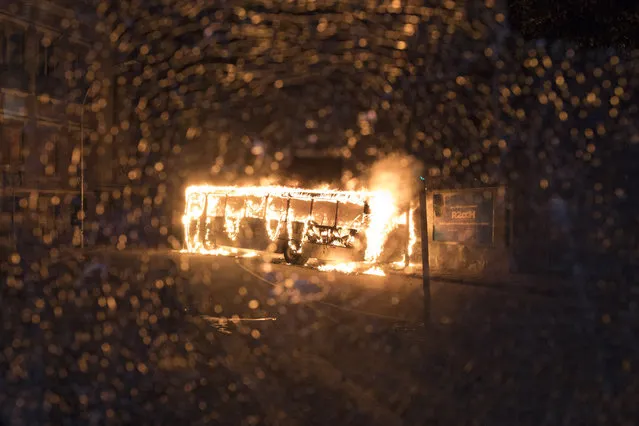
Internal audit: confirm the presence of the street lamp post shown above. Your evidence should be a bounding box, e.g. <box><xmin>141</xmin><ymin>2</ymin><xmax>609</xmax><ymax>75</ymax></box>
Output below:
<box><xmin>418</xmin><ymin>176</ymin><xmax>431</xmax><ymax>327</ymax></box>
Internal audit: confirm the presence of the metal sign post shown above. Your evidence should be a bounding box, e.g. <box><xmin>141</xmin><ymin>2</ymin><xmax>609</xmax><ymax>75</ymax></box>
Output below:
<box><xmin>418</xmin><ymin>177</ymin><xmax>431</xmax><ymax>327</ymax></box>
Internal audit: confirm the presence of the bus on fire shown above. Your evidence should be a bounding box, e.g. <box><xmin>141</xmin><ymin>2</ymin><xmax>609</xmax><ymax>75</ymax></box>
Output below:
<box><xmin>182</xmin><ymin>185</ymin><xmax>413</xmax><ymax>266</ymax></box>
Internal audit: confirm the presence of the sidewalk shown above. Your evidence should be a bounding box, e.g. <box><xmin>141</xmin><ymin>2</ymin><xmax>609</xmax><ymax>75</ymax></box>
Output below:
<box><xmin>388</xmin><ymin>262</ymin><xmax>579</xmax><ymax>298</ymax></box>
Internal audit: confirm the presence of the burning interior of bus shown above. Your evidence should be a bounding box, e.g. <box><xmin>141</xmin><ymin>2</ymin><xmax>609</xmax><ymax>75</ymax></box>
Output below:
<box><xmin>182</xmin><ymin>185</ymin><xmax>417</xmax><ymax>270</ymax></box>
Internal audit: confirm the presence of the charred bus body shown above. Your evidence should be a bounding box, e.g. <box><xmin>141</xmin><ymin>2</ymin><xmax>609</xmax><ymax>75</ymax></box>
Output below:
<box><xmin>183</xmin><ymin>185</ymin><xmax>392</xmax><ymax>265</ymax></box>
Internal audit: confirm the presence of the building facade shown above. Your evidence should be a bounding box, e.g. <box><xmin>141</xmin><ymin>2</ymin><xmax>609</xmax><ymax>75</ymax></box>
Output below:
<box><xmin>0</xmin><ymin>0</ymin><xmax>117</xmax><ymax>247</ymax></box>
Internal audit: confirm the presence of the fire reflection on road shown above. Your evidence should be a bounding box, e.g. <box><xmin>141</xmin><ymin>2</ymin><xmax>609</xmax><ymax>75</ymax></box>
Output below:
<box><xmin>201</xmin><ymin>315</ymin><xmax>277</xmax><ymax>335</ymax></box>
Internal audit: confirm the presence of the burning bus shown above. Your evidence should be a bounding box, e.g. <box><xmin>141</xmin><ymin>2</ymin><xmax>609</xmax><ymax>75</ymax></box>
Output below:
<box><xmin>182</xmin><ymin>184</ymin><xmax>414</xmax><ymax>267</ymax></box>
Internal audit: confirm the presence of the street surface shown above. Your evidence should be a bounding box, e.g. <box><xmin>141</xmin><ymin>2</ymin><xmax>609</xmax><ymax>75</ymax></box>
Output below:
<box><xmin>2</xmin><ymin>247</ymin><xmax>637</xmax><ymax>425</ymax></box>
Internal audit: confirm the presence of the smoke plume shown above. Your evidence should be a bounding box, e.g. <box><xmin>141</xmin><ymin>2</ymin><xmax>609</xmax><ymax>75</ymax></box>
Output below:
<box><xmin>366</xmin><ymin>153</ymin><xmax>423</xmax><ymax>207</ymax></box>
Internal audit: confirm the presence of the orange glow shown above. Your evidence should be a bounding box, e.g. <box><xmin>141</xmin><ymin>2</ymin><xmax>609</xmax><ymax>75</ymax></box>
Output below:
<box><xmin>318</xmin><ymin>262</ymin><xmax>358</xmax><ymax>274</ymax></box>
<box><xmin>183</xmin><ymin>184</ymin><xmax>406</xmax><ymax>272</ymax></box>
<box><xmin>318</xmin><ymin>262</ymin><xmax>386</xmax><ymax>276</ymax></box>
<box><xmin>364</xmin><ymin>190</ymin><xmax>397</xmax><ymax>261</ymax></box>
<box><xmin>407</xmin><ymin>206</ymin><xmax>417</xmax><ymax>259</ymax></box>
<box><xmin>362</xmin><ymin>266</ymin><xmax>385</xmax><ymax>276</ymax></box>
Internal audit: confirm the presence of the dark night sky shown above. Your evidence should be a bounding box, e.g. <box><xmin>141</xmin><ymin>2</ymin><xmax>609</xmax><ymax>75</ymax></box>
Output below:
<box><xmin>508</xmin><ymin>0</ymin><xmax>639</xmax><ymax>49</ymax></box>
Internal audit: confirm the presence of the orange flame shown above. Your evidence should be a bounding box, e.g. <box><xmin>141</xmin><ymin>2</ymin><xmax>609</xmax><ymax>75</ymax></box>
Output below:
<box><xmin>183</xmin><ymin>184</ymin><xmax>405</xmax><ymax>272</ymax></box>
<box><xmin>318</xmin><ymin>262</ymin><xmax>386</xmax><ymax>276</ymax></box>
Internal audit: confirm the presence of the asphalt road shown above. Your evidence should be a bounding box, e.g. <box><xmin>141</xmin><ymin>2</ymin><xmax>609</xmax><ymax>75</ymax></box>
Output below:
<box><xmin>2</xmin><ymin>247</ymin><xmax>637</xmax><ymax>425</ymax></box>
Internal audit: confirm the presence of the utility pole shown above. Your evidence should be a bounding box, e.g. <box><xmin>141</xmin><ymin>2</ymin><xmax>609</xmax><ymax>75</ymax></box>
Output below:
<box><xmin>418</xmin><ymin>176</ymin><xmax>431</xmax><ymax>326</ymax></box>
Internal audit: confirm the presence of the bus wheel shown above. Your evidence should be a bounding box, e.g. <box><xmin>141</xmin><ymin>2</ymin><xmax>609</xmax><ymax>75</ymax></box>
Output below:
<box><xmin>284</xmin><ymin>243</ymin><xmax>309</xmax><ymax>266</ymax></box>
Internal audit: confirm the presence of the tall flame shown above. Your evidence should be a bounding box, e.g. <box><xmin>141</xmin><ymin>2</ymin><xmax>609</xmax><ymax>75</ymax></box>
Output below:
<box><xmin>407</xmin><ymin>205</ymin><xmax>417</xmax><ymax>259</ymax></box>
<box><xmin>364</xmin><ymin>190</ymin><xmax>397</xmax><ymax>262</ymax></box>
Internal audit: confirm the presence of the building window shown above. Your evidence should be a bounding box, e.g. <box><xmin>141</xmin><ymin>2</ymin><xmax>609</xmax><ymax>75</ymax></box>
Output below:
<box><xmin>69</xmin><ymin>48</ymin><xmax>89</xmax><ymax>101</ymax></box>
<box><xmin>7</xmin><ymin>32</ymin><xmax>24</xmax><ymax>67</ymax></box>
<box><xmin>0</xmin><ymin>28</ymin><xmax>25</xmax><ymax>68</ymax></box>
<box><xmin>0</xmin><ymin>30</ymin><xmax>5</xmax><ymax>65</ymax></box>
<box><xmin>69</xmin><ymin>131</ymin><xmax>90</xmax><ymax>178</ymax></box>
<box><xmin>0</xmin><ymin>24</ymin><xmax>25</xmax><ymax>69</ymax></box>
<box><xmin>0</xmin><ymin>122</ymin><xmax>24</xmax><ymax>166</ymax></box>
<box><xmin>38</xmin><ymin>36</ymin><xmax>57</xmax><ymax>77</ymax></box>
<box><xmin>38</xmin><ymin>127</ymin><xmax>59</xmax><ymax>176</ymax></box>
